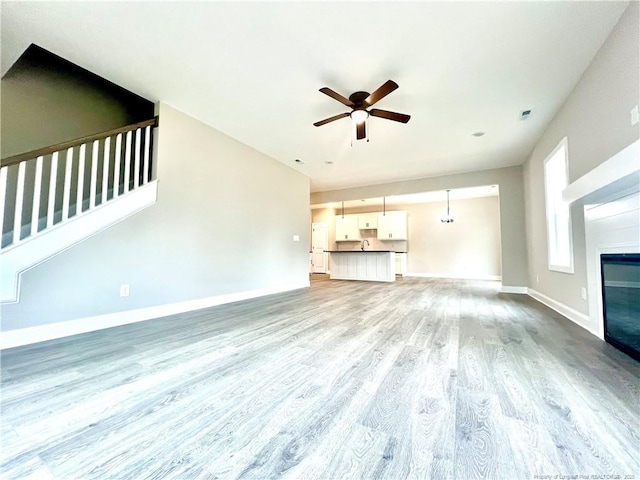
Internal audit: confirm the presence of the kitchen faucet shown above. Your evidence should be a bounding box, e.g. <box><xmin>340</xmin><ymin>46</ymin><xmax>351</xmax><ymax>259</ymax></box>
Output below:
<box><xmin>361</xmin><ymin>239</ymin><xmax>370</xmax><ymax>251</ymax></box>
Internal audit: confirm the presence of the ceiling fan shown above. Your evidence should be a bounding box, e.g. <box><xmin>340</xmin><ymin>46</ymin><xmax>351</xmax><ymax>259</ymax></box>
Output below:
<box><xmin>313</xmin><ymin>80</ymin><xmax>410</xmax><ymax>140</ymax></box>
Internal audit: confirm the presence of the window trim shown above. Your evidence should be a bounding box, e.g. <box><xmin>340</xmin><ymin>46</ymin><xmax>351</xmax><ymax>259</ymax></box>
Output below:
<box><xmin>543</xmin><ymin>137</ymin><xmax>574</xmax><ymax>274</ymax></box>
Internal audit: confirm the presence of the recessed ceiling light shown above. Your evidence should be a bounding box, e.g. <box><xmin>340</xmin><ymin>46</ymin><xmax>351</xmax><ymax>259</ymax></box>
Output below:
<box><xmin>472</xmin><ymin>132</ymin><xmax>485</xmax><ymax>137</ymax></box>
<box><xmin>325</xmin><ymin>161</ymin><xmax>333</xmax><ymax>165</ymax></box>
<box><xmin>294</xmin><ymin>159</ymin><xmax>304</xmax><ymax>164</ymax></box>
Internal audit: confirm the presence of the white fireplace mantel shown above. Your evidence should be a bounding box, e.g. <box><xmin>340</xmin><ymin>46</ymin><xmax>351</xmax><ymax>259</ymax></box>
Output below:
<box><xmin>563</xmin><ymin>139</ymin><xmax>639</xmax><ymax>206</ymax></box>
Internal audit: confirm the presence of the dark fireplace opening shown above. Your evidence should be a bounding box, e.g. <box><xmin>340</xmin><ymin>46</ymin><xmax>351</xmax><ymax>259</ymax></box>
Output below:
<box><xmin>601</xmin><ymin>253</ymin><xmax>640</xmax><ymax>362</ymax></box>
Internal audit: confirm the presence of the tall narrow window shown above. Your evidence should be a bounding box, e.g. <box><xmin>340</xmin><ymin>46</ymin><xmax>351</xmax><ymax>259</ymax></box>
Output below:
<box><xmin>544</xmin><ymin>137</ymin><xmax>574</xmax><ymax>273</ymax></box>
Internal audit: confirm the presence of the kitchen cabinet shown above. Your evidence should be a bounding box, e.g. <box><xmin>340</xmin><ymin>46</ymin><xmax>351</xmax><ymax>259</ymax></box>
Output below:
<box><xmin>377</xmin><ymin>211</ymin><xmax>407</xmax><ymax>240</ymax></box>
<box><xmin>328</xmin><ymin>251</ymin><xmax>395</xmax><ymax>282</ymax></box>
<box><xmin>335</xmin><ymin>215</ymin><xmax>361</xmax><ymax>241</ymax></box>
<box><xmin>358</xmin><ymin>213</ymin><xmax>378</xmax><ymax>229</ymax></box>
<box><xmin>395</xmin><ymin>253</ymin><xmax>407</xmax><ymax>276</ymax></box>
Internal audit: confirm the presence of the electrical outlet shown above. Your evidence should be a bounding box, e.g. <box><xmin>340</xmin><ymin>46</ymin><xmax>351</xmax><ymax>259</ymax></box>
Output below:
<box><xmin>581</xmin><ymin>287</ymin><xmax>587</xmax><ymax>301</ymax></box>
<box><xmin>293</xmin><ymin>235</ymin><xmax>300</xmax><ymax>242</ymax></box>
<box><xmin>631</xmin><ymin>105</ymin><xmax>639</xmax><ymax>126</ymax></box>
<box><xmin>120</xmin><ymin>284</ymin><xmax>130</xmax><ymax>297</ymax></box>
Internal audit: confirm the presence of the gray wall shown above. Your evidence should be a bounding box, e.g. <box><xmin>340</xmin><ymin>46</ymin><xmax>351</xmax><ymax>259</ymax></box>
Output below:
<box><xmin>523</xmin><ymin>1</ymin><xmax>640</xmax><ymax>314</ymax></box>
<box><xmin>311</xmin><ymin>166</ymin><xmax>527</xmax><ymax>288</ymax></box>
<box><xmin>1</xmin><ymin>44</ymin><xmax>153</xmax><ymax>158</ymax></box>
<box><xmin>0</xmin><ymin>103</ymin><xmax>310</xmax><ymax>331</ymax></box>
<box><xmin>1</xmin><ymin>45</ymin><xmax>155</xmax><ymax>239</ymax></box>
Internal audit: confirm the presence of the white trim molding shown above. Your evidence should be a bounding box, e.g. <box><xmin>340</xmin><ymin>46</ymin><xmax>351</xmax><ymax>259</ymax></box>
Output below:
<box><xmin>563</xmin><ymin>139</ymin><xmax>639</xmax><ymax>205</ymax></box>
<box><xmin>408</xmin><ymin>272</ymin><xmax>502</xmax><ymax>281</ymax></box>
<box><xmin>500</xmin><ymin>285</ymin><xmax>528</xmax><ymax>294</ymax></box>
<box><xmin>0</xmin><ymin>280</ymin><xmax>310</xmax><ymax>350</ymax></box>
<box><xmin>543</xmin><ymin>137</ymin><xmax>575</xmax><ymax>274</ymax></box>
<box><xmin>527</xmin><ymin>288</ymin><xmax>595</xmax><ymax>336</ymax></box>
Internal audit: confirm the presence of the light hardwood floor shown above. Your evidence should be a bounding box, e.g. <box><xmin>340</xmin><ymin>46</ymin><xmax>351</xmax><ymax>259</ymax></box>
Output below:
<box><xmin>1</xmin><ymin>276</ymin><xmax>639</xmax><ymax>479</ymax></box>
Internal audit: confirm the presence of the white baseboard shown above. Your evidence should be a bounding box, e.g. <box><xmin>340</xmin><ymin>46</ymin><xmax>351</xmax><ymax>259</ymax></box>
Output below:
<box><xmin>500</xmin><ymin>286</ymin><xmax>528</xmax><ymax>294</ymax></box>
<box><xmin>407</xmin><ymin>272</ymin><xmax>502</xmax><ymax>281</ymax></box>
<box><xmin>0</xmin><ymin>281</ymin><xmax>310</xmax><ymax>350</ymax></box>
<box><xmin>527</xmin><ymin>288</ymin><xmax>597</xmax><ymax>337</ymax></box>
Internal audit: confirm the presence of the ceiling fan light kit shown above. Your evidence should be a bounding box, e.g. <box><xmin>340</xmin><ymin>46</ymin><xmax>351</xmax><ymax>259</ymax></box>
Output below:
<box><xmin>350</xmin><ymin>109</ymin><xmax>369</xmax><ymax>124</ymax></box>
<box><xmin>314</xmin><ymin>80</ymin><xmax>410</xmax><ymax>141</ymax></box>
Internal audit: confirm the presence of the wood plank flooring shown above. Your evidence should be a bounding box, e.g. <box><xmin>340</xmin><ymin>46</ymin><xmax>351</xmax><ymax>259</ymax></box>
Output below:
<box><xmin>1</xmin><ymin>276</ymin><xmax>639</xmax><ymax>479</ymax></box>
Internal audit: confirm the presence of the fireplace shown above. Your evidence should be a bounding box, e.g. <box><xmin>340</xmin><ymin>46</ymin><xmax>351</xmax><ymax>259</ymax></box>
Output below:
<box><xmin>564</xmin><ymin>140</ymin><xmax>639</xmax><ymax>349</ymax></box>
<box><xmin>600</xmin><ymin>253</ymin><xmax>640</xmax><ymax>361</ymax></box>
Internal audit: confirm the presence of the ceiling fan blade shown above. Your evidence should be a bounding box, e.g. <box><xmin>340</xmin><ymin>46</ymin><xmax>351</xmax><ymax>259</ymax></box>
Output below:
<box><xmin>364</xmin><ymin>80</ymin><xmax>398</xmax><ymax>106</ymax></box>
<box><xmin>319</xmin><ymin>87</ymin><xmax>354</xmax><ymax>107</ymax></box>
<box><xmin>313</xmin><ymin>112</ymin><xmax>350</xmax><ymax>127</ymax></box>
<box><xmin>369</xmin><ymin>108</ymin><xmax>411</xmax><ymax>123</ymax></box>
<box><xmin>356</xmin><ymin>121</ymin><xmax>366</xmax><ymax>140</ymax></box>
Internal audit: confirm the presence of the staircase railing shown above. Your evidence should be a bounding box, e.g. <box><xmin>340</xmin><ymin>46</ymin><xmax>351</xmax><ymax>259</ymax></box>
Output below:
<box><xmin>0</xmin><ymin>117</ymin><xmax>158</xmax><ymax>249</ymax></box>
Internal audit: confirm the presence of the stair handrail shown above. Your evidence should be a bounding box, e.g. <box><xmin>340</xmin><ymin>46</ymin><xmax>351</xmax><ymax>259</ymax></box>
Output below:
<box><xmin>1</xmin><ymin>116</ymin><xmax>159</xmax><ymax>168</ymax></box>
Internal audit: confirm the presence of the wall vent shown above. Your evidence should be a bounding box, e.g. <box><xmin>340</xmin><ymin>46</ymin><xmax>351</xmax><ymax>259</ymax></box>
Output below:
<box><xmin>520</xmin><ymin>109</ymin><xmax>532</xmax><ymax>119</ymax></box>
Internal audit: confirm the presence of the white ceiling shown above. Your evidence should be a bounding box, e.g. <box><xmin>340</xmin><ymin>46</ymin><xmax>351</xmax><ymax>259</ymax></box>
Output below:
<box><xmin>1</xmin><ymin>1</ymin><xmax>628</xmax><ymax>193</ymax></box>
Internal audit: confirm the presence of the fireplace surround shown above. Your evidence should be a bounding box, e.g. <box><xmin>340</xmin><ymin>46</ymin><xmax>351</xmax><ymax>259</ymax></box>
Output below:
<box><xmin>564</xmin><ymin>139</ymin><xmax>639</xmax><ymax>359</ymax></box>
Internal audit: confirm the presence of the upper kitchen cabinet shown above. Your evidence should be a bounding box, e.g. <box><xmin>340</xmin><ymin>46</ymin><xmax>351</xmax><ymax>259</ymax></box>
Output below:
<box><xmin>358</xmin><ymin>213</ymin><xmax>378</xmax><ymax>229</ymax></box>
<box><xmin>335</xmin><ymin>215</ymin><xmax>362</xmax><ymax>242</ymax></box>
<box><xmin>377</xmin><ymin>211</ymin><xmax>407</xmax><ymax>240</ymax></box>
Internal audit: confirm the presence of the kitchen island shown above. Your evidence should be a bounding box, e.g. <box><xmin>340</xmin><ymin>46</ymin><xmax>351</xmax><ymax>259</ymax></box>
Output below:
<box><xmin>325</xmin><ymin>250</ymin><xmax>396</xmax><ymax>282</ymax></box>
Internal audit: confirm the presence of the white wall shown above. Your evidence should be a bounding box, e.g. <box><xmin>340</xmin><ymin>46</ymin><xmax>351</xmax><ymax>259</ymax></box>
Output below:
<box><xmin>523</xmin><ymin>2</ymin><xmax>639</xmax><ymax>316</ymax></box>
<box><xmin>401</xmin><ymin>196</ymin><xmax>501</xmax><ymax>279</ymax></box>
<box><xmin>0</xmin><ymin>103</ymin><xmax>310</xmax><ymax>332</ymax></box>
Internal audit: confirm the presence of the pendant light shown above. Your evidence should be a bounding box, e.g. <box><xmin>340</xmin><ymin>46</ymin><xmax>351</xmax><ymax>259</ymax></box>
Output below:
<box><xmin>383</xmin><ymin>197</ymin><xmax>386</xmax><ymax>216</ymax></box>
<box><xmin>441</xmin><ymin>189</ymin><xmax>454</xmax><ymax>223</ymax></box>
<box><xmin>341</xmin><ymin>201</ymin><xmax>345</xmax><ymax>219</ymax></box>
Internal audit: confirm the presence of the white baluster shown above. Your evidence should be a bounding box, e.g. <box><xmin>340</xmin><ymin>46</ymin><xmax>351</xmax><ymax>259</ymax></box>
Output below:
<box><xmin>13</xmin><ymin>161</ymin><xmax>26</xmax><ymax>244</ymax></box>
<box><xmin>62</xmin><ymin>148</ymin><xmax>73</xmax><ymax>221</ymax></box>
<box><xmin>31</xmin><ymin>156</ymin><xmax>44</xmax><ymax>236</ymax></box>
<box><xmin>124</xmin><ymin>130</ymin><xmax>132</xmax><ymax>193</ymax></box>
<box><xmin>113</xmin><ymin>134</ymin><xmax>122</xmax><ymax>198</ymax></box>
<box><xmin>76</xmin><ymin>144</ymin><xmax>86</xmax><ymax>216</ymax></box>
<box><xmin>47</xmin><ymin>152</ymin><xmax>59</xmax><ymax>228</ymax></box>
<box><xmin>143</xmin><ymin>125</ymin><xmax>151</xmax><ymax>185</ymax></box>
<box><xmin>134</xmin><ymin>128</ymin><xmax>141</xmax><ymax>189</ymax></box>
<box><xmin>0</xmin><ymin>166</ymin><xmax>8</xmax><ymax>246</ymax></box>
<box><xmin>90</xmin><ymin>140</ymin><xmax>99</xmax><ymax>209</ymax></box>
<box><xmin>102</xmin><ymin>137</ymin><xmax>111</xmax><ymax>204</ymax></box>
